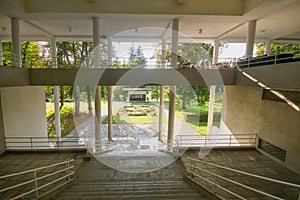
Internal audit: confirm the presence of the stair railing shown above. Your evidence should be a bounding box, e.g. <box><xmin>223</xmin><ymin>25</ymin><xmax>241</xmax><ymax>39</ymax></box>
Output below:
<box><xmin>0</xmin><ymin>159</ymin><xmax>74</xmax><ymax>200</ymax></box>
<box><xmin>186</xmin><ymin>157</ymin><xmax>300</xmax><ymax>200</ymax></box>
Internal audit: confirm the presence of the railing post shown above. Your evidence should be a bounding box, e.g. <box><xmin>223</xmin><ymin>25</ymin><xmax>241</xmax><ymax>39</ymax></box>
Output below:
<box><xmin>34</xmin><ymin>170</ymin><xmax>39</xmax><ymax>198</ymax></box>
<box><xmin>180</xmin><ymin>135</ymin><xmax>182</xmax><ymax>148</ymax></box>
<box><xmin>67</xmin><ymin>162</ymin><xmax>71</xmax><ymax>181</ymax></box>
<box><xmin>57</xmin><ymin>137</ymin><xmax>59</xmax><ymax>149</ymax></box>
<box><xmin>229</xmin><ymin>135</ymin><xmax>232</xmax><ymax>147</ymax></box>
<box><xmin>191</xmin><ymin>159</ymin><xmax>195</xmax><ymax>178</ymax></box>
<box><xmin>298</xmin><ymin>191</ymin><xmax>300</xmax><ymax>200</ymax></box>
<box><xmin>30</xmin><ymin>137</ymin><xmax>33</xmax><ymax>150</ymax></box>
<box><xmin>4</xmin><ymin>137</ymin><xmax>7</xmax><ymax>149</ymax></box>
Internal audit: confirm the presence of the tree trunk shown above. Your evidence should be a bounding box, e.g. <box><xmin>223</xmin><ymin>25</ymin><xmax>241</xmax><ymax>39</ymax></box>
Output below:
<box><xmin>95</xmin><ymin>86</ymin><xmax>102</xmax><ymax>144</ymax></box>
<box><xmin>74</xmin><ymin>85</ymin><xmax>80</xmax><ymax>116</ymax></box>
<box><xmin>181</xmin><ymin>94</ymin><xmax>186</xmax><ymax>110</ymax></box>
<box><xmin>86</xmin><ymin>86</ymin><xmax>92</xmax><ymax>114</ymax></box>
<box><xmin>60</xmin><ymin>86</ymin><xmax>64</xmax><ymax>108</ymax></box>
<box><xmin>22</xmin><ymin>41</ymin><xmax>29</xmax><ymax>67</ymax></box>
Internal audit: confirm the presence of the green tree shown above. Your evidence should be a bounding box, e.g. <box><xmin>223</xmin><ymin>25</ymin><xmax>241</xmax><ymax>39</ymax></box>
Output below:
<box><xmin>2</xmin><ymin>42</ymin><xmax>13</xmax><ymax>66</ymax></box>
<box><xmin>256</xmin><ymin>43</ymin><xmax>300</xmax><ymax>56</ymax></box>
<box><xmin>128</xmin><ymin>45</ymin><xmax>147</xmax><ymax>68</ymax></box>
<box><xmin>192</xmin><ymin>86</ymin><xmax>209</xmax><ymax>106</ymax></box>
<box><xmin>176</xmin><ymin>86</ymin><xmax>195</xmax><ymax>109</ymax></box>
<box><xmin>150</xmin><ymin>86</ymin><xmax>160</xmax><ymax>102</ymax></box>
<box><xmin>2</xmin><ymin>41</ymin><xmax>47</xmax><ymax>68</ymax></box>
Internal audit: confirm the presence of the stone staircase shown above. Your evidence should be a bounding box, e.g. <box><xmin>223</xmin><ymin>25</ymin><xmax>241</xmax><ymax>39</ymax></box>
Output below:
<box><xmin>51</xmin><ymin>150</ymin><xmax>218</xmax><ymax>200</ymax></box>
<box><xmin>52</xmin><ymin>180</ymin><xmax>211</xmax><ymax>200</ymax></box>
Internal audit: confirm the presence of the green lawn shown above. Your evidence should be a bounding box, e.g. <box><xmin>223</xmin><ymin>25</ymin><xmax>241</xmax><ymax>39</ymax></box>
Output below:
<box><xmin>164</xmin><ymin>101</ymin><xmax>222</xmax><ymax>135</ymax></box>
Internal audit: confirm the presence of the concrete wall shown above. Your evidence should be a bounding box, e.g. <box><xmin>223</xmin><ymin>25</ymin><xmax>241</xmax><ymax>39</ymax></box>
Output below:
<box><xmin>223</xmin><ymin>86</ymin><xmax>300</xmax><ymax>174</ymax></box>
<box><xmin>0</xmin><ymin>90</ymin><xmax>5</xmax><ymax>155</ymax></box>
<box><xmin>0</xmin><ymin>86</ymin><xmax>47</xmax><ymax>138</ymax></box>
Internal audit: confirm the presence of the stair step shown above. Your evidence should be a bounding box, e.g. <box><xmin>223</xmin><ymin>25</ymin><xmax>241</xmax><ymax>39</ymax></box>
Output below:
<box><xmin>54</xmin><ymin>193</ymin><xmax>207</xmax><ymax>200</ymax></box>
<box><xmin>68</xmin><ymin>186</ymin><xmax>193</xmax><ymax>192</ymax></box>
<box><xmin>59</xmin><ymin>189</ymin><xmax>200</xmax><ymax>196</ymax></box>
<box><xmin>72</xmin><ymin>182</ymin><xmax>191</xmax><ymax>189</ymax></box>
<box><xmin>77</xmin><ymin>180</ymin><xmax>187</xmax><ymax>186</ymax></box>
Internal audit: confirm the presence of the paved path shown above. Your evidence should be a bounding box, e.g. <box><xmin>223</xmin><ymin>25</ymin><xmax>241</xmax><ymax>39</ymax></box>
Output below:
<box><xmin>70</xmin><ymin>101</ymin><xmax>200</xmax><ymax>148</ymax></box>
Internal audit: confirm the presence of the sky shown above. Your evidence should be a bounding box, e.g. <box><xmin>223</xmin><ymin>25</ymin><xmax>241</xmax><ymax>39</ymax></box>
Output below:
<box><xmin>113</xmin><ymin>42</ymin><xmax>251</xmax><ymax>64</ymax></box>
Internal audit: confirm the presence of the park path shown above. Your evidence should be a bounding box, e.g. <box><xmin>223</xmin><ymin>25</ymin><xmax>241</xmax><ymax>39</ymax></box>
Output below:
<box><xmin>68</xmin><ymin>101</ymin><xmax>201</xmax><ymax>150</ymax></box>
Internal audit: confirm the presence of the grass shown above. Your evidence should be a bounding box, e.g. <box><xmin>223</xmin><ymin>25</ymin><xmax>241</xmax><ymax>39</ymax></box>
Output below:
<box><xmin>164</xmin><ymin>101</ymin><xmax>222</xmax><ymax>135</ymax></box>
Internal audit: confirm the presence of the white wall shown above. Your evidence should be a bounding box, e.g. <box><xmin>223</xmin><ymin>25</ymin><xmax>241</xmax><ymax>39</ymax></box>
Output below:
<box><xmin>223</xmin><ymin>86</ymin><xmax>300</xmax><ymax>174</ymax></box>
<box><xmin>0</xmin><ymin>86</ymin><xmax>47</xmax><ymax>138</ymax></box>
<box><xmin>0</xmin><ymin>90</ymin><xmax>5</xmax><ymax>154</ymax></box>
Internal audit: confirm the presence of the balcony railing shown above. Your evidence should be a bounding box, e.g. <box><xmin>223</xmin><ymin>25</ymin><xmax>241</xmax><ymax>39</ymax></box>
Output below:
<box><xmin>4</xmin><ymin>136</ymin><xmax>87</xmax><ymax>150</ymax></box>
<box><xmin>175</xmin><ymin>133</ymin><xmax>257</xmax><ymax>149</ymax></box>
<box><xmin>0</xmin><ymin>159</ymin><xmax>74</xmax><ymax>200</ymax></box>
<box><xmin>186</xmin><ymin>157</ymin><xmax>300</xmax><ymax>200</ymax></box>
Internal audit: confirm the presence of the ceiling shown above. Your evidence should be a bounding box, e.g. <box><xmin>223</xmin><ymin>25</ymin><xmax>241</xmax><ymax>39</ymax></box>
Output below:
<box><xmin>0</xmin><ymin>0</ymin><xmax>300</xmax><ymax>43</ymax></box>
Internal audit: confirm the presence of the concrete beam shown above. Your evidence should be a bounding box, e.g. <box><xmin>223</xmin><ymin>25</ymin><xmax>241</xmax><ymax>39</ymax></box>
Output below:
<box><xmin>25</xmin><ymin>0</ymin><xmax>245</xmax><ymax>15</ymax></box>
<box><xmin>28</xmin><ymin>68</ymin><xmax>235</xmax><ymax>86</ymax></box>
<box><xmin>0</xmin><ymin>66</ymin><xmax>30</xmax><ymax>86</ymax></box>
<box><xmin>1</xmin><ymin>64</ymin><xmax>299</xmax><ymax>90</ymax></box>
<box><xmin>236</xmin><ymin>62</ymin><xmax>300</xmax><ymax>90</ymax></box>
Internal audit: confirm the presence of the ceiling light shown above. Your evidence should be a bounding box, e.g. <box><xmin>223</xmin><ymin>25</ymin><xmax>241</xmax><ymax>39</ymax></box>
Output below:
<box><xmin>177</xmin><ymin>0</ymin><xmax>186</xmax><ymax>4</ymax></box>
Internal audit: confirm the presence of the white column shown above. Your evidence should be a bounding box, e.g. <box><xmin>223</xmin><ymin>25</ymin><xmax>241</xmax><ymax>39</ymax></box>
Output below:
<box><xmin>0</xmin><ymin>41</ymin><xmax>3</xmax><ymax>66</ymax></box>
<box><xmin>213</xmin><ymin>40</ymin><xmax>219</xmax><ymax>64</ymax></box>
<box><xmin>158</xmin><ymin>39</ymin><xmax>167</xmax><ymax>142</ymax></box>
<box><xmin>107</xmin><ymin>38</ymin><xmax>113</xmax><ymax>141</ymax></box>
<box><xmin>11</xmin><ymin>17</ymin><xmax>21</xmax><ymax>67</ymax></box>
<box><xmin>245</xmin><ymin>20</ymin><xmax>257</xmax><ymax>58</ymax></box>
<box><xmin>51</xmin><ymin>38</ymin><xmax>61</xmax><ymax>138</ymax></box>
<box><xmin>93</xmin><ymin>17</ymin><xmax>101</xmax><ymax>68</ymax></box>
<box><xmin>207</xmin><ymin>40</ymin><xmax>219</xmax><ymax>134</ymax></box>
<box><xmin>265</xmin><ymin>40</ymin><xmax>272</xmax><ymax>55</ymax></box>
<box><xmin>161</xmin><ymin>39</ymin><xmax>167</xmax><ymax>68</ymax></box>
<box><xmin>167</xmin><ymin>18</ymin><xmax>179</xmax><ymax>152</ymax></box>
<box><xmin>93</xmin><ymin>17</ymin><xmax>102</xmax><ymax>146</ymax></box>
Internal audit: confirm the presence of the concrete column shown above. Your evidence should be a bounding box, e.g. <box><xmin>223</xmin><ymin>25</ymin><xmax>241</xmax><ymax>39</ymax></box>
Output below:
<box><xmin>159</xmin><ymin>39</ymin><xmax>167</xmax><ymax>142</ymax></box>
<box><xmin>213</xmin><ymin>40</ymin><xmax>219</xmax><ymax>64</ymax></box>
<box><xmin>107</xmin><ymin>38</ymin><xmax>113</xmax><ymax>141</ymax></box>
<box><xmin>51</xmin><ymin>38</ymin><xmax>61</xmax><ymax>138</ymax></box>
<box><xmin>161</xmin><ymin>39</ymin><xmax>167</xmax><ymax>68</ymax></box>
<box><xmin>158</xmin><ymin>86</ymin><xmax>165</xmax><ymax>142</ymax></box>
<box><xmin>245</xmin><ymin>20</ymin><xmax>257</xmax><ymax>58</ymax></box>
<box><xmin>93</xmin><ymin>17</ymin><xmax>102</xmax><ymax>146</ymax></box>
<box><xmin>11</xmin><ymin>18</ymin><xmax>21</xmax><ymax>67</ymax></box>
<box><xmin>207</xmin><ymin>87</ymin><xmax>216</xmax><ymax>134</ymax></box>
<box><xmin>0</xmin><ymin>41</ymin><xmax>3</xmax><ymax>66</ymax></box>
<box><xmin>167</xmin><ymin>18</ymin><xmax>179</xmax><ymax>151</ymax></box>
<box><xmin>207</xmin><ymin>40</ymin><xmax>219</xmax><ymax>134</ymax></box>
<box><xmin>265</xmin><ymin>40</ymin><xmax>272</xmax><ymax>55</ymax></box>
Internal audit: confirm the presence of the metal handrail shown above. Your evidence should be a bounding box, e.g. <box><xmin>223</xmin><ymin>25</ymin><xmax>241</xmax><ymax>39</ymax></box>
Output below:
<box><xmin>186</xmin><ymin>157</ymin><xmax>300</xmax><ymax>200</ymax></box>
<box><xmin>175</xmin><ymin>133</ymin><xmax>256</xmax><ymax>148</ymax></box>
<box><xmin>0</xmin><ymin>159</ymin><xmax>74</xmax><ymax>199</ymax></box>
<box><xmin>4</xmin><ymin>136</ymin><xmax>86</xmax><ymax>150</ymax></box>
